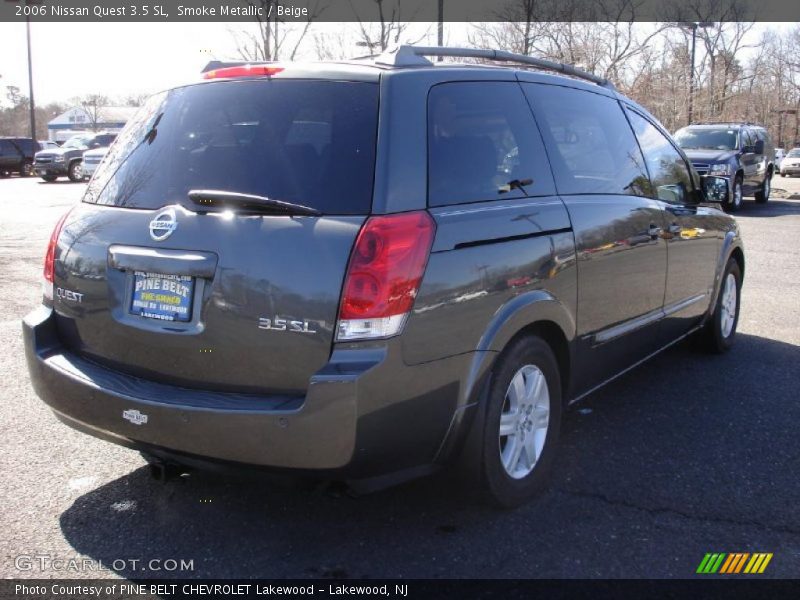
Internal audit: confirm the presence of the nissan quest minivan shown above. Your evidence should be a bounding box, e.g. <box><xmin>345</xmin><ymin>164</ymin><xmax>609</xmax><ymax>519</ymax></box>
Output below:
<box><xmin>24</xmin><ymin>46</ymin><xmax>744</xmax><ymax>506</ymax></box>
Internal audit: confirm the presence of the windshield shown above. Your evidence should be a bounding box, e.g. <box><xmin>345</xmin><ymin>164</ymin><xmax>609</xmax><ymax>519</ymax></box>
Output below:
<box><xmin>787</xmin><ymin>149</ymin><xmax>800</xmax><ymax>158</ymax></box>
<box><xmin>84</xmin><ymin>79</ymin><xmax>379</xmax><ymax>214</ymax></box>
<box><xmin>674</xmin><ymin>128</ymin><xmax>739</xmax><ymax>151</ymax></box>
<box><xmin>63</xmin><ymin>136</ymin><xmax>91</xmax><ymax>149</ymax></box>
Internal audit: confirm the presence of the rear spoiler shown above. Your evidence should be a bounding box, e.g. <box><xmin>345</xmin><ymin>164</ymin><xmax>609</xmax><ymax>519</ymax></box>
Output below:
<box><xmin>201</xmin><ymin>60</ymin><xmax>274</xmax><ymax>73</ymax></box>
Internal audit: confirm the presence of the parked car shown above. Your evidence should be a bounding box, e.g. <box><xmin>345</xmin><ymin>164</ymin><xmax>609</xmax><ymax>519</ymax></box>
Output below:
<box><xmin>39</xmin><ymin>140</ymin><xmax>60</xmax><ymax>150</ymax></box>
<box><xmin>23</xmin><ymin>47</ymin><xmax>744</xmax><ymax>507</ymax></box>
<box><xmin>674</xmin><ymin>122</ymin><xmax>775</xmax><ymax>212</ymax></box>
<box><xmin>774</xmin><ymin>147</ymin><xmax>785</xmax><ymax>171</ymax></box>
<box><xmin>0</xmin><ymin>136</ymin><xmax>39</xmax><ymax>177</ymax></box>
<box><xmin>779</xmin><ymin>147</ymin><xmax>800</xmax><ymax>176</ymax></box>
<box><xmin>81</xmin><ymin>146</ymin><xmax>110</xmax><ymax>180</ymax></box>
<box><xmin>33</xmin><ymin>132</ymin><xmax>117</xmax><ymax>182</ymax></box>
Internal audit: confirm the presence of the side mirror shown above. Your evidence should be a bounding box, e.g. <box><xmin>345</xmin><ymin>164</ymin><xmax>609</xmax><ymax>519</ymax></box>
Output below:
<box><xmin>754</xmin><ymin>139</ymin><xmax>765</xmax><ymax>154</ymax></box>
<box><xmin>701</xmin><ymin>175</ymin><xmax>729</xmax><ymax>204</ymax></box>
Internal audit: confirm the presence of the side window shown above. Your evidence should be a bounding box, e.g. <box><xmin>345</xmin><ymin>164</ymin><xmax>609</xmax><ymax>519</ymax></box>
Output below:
<box><xmin>742</xmin><ymin>130</ymin><xmax>753</xmax><ymax>151</ymax></box>
<box><xmin>0</xmin><ymin>140</ymin><xmax>13</xmax><ymax>154</ymax></box>
<box><xmin>521</xmin><ymin>83</ymin><xmax>650</xmax><ymax>197</ymax></box>
<box><xmin>626</xmin><ymin>110</ymin><xmax>693</xmax><ymax>205</ymax></box>
<box><xmin>427</xmin><ymin>82</ymin><xmax>554</xmax><ymax>207</ymax></box>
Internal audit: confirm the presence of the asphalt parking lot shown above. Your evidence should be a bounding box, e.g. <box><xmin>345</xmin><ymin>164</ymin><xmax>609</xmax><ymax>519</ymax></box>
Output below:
<box><xmin>1</xmin><ymin>175</ymin><xmax>799</xmax><ymax>579</ymax></box>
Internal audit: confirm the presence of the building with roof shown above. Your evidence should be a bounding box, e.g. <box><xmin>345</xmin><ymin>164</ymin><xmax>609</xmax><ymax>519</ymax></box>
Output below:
<box><xmin>47</xmin><ymin>106</ymin><xmax>138</xmax><ymax>142</ymax></box>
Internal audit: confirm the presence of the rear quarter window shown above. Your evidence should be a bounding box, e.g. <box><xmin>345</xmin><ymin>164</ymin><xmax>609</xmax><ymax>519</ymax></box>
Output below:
<box><xmin>84</xmin><ymin>80</ymin><xmax>379</xmax><ymax>215</ymax></box>
<box><xmin>427</xmin><ymin>81</ymin><xmax>555</xmax><ymax>207</ymax></box>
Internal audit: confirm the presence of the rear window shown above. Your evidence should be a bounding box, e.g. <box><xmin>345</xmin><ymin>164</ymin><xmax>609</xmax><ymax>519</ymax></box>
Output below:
<box><xmin>84</xmin><ymin>80</ymin><xmax>379</xmax><ymax>214</ymax></box>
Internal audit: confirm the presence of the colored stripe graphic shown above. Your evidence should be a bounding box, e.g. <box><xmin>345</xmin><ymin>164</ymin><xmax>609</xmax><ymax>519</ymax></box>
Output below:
<box><xmin>697</xmin><ymin>554</ymin><xmax>713</xmax><ymax>573</ymax></box>
<box><xmin>701</xmin><ymin>552</ymin><xmax>774</xmax><ymax>574</ymax></box>
<box><xmin>759</xmin><ymin>553</ymin><xmax>773</xmax><ymax>573</ymax></box>
<box><xmin>698</xmin><ymin>553</ymin><xmax>727</xmax><ymax>573</ymax></box>
<box><xmin>733</xmin><ymin>553</ymin><xmax>749</xmax><ymax>573</ymax></box>
<box><xmin>719</xmin><ymin>554</ymin><xmax>736</xmax><ymax>574</ymax></box>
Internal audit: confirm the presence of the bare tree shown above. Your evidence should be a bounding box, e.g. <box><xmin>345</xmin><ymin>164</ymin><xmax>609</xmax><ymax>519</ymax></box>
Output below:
<box><xmin>231</xmin><ymin>0</ymin><xmax>327</xmax><ymax>61</ymax></box>
<box><xmin>348</xmin><ymin>0</ymin><xmax>427</xmax><ymax>53</ymax></box>
<box><xmin>469</xmin><ymin>1</ymin><xmax>666</xmax><ymax>84</ymax></box>
<box><xmin>76</xmin><ymin>94</ymin><xmax>110</xmax><ymax>131</ymax></box>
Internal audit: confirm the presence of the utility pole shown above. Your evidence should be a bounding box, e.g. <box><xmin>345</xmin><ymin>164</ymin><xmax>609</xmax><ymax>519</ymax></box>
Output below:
<box><xmin>26</xmin><ymin>16</ymin><xmax>36</xmax><ymax>140</ymax></box>
<box><xmin>437</xmin><ymin>0</ymin><xmax>444</xmax><ymax>62</ymax></box>
<box><xmin>681</xmin><ymin>22</ymin><xmax>713</xmax><ymax>126</ymax></box>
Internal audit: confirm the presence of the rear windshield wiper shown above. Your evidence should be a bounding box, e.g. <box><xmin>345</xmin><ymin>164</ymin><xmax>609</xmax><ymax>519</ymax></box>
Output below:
<box><xmin>187</xmin><ymin>189</ymin><xmax>321</xmax><ymax>216</ymax></box>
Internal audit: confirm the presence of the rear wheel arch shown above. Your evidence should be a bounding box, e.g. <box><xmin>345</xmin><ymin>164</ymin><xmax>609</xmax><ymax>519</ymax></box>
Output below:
<box><xmin>501</xmin><ymin>321</ymin><xmax>571</xmax><ymax>404</ymax></box>
<box><xmin>730</xmin><ymin>246</ymin><xmax>745</xmax><ymax>280</ymax></box>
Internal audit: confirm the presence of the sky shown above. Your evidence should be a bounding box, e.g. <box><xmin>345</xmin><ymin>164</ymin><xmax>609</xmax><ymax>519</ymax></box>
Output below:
<box><xmin>0</xmin><ymin>21</ymin><xmax>795</xmax><ymax>108</ymax></box>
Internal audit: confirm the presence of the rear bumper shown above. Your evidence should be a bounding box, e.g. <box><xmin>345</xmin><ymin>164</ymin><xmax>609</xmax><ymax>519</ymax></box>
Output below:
<box><xmin>23</xmin><ymin>306</ymin><xmax>476</xmax><ymax>478</ymax></box>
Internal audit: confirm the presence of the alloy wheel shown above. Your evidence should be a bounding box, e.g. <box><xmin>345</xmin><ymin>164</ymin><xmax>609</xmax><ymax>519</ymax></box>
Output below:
<box><xmin>499</xmin><ymin>364</ymin><xmax>550</xmax><ymax>479</ymax></box>
<box><xmin>720</xmin><ymin>273</ymin><xmax>737</xmax><ymax>338</ymax></box>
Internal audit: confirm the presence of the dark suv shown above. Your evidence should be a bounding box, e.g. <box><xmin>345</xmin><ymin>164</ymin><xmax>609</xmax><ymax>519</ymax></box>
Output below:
<box><xmin>0</xmin><ymin>137</ymin><xmax>39</xmax><ymax>177</ymax></box>
<box><xmin>674</xmin><ymin>123</ymin><xmax>775</xmax><ymax>212</ymax></box>
<box><xmin>23</xmin><ymin>46</ymin><xmax>744</xmax><ymax>506</ymax></box>
<box><xmin>33</xmin><ymin>132</ymin><xmax>117</xmax><ymax>182</ymax></box>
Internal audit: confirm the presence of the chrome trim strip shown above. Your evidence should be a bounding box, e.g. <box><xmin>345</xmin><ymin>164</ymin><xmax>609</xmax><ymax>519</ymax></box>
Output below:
<box><xmin>663</xmin><ymin>293</ymin><xmax>707</xmax><ymax>317</ymax></box>
<box><xmin>593</xmin><ymin>293</ymin><xmax>706</xmax><ymax>345</ymax></box>
<box><xmin>594</xmin><ymin>308</ymin><xmax>662</xmax><ymax>345</ymax></box>
<box><xmin>436</xmin><ymin>199</ymin><xmax>565</xmax><ymax>217</ymax></box>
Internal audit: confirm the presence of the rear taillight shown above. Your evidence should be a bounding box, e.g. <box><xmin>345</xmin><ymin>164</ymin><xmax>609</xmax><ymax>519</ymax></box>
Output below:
<box><xmin>336</xmin><ymin>211</ymin><xmax>435</xmax><ymax>341</ymax></box>
<box><xmin>42</xmin><ymin>209</ymin><xmax>71</xmax><ymax>302</ymax></box>
<box><xmin>203</xmin><ymin>65</ymin><xmax>285</xmax><ymax>79</ymax></box>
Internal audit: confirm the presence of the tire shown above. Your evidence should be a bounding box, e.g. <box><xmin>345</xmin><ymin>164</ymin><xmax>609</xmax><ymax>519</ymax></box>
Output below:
<box><xmin>40</xmin><ymin>174</ymin><xmax>57</xmax><ymax>182</ymax></box>
<box><xmin>20</xmin><ymin>159</ymin><xmax>33</xmax><ymax>177</ymax></box>
<box><xmin>754</xmin><ymin>171</ymin><xmax>771</xmax><ymax>203</ymax></box>
<box><xmin>782</xmin><ymin>173</ymin><xmax>786</xmax><ymax>177</ymax></box>
<box><xmin>697</xmin><ymin>258</ymin><xmax>742</xmax><ymax>354</ymax></box>
<box><xmin>470</xmin><ymin>335</ymin><xmax>562</xmax><ymax>508</ymax></box>
<box><xmin>67</xmin><ymin>160</ymin><xmax>83</xmax><ymax>182</ymax></box>
<box><xmin>723</xmin><ymin>175</ymin><xmax>743</xmax><ymax>213</ymax></box>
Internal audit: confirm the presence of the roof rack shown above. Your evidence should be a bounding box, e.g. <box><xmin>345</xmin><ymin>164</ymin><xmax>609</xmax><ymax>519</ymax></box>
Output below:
<box><xmin>375</xmin><ymin>45</ymin><xmax>614</xmax><ymax>90</ymax></box>
<box><xmin>693</xmin><ymin>121</ymin><xmax>765</xmax><ymax>127</ymax></box>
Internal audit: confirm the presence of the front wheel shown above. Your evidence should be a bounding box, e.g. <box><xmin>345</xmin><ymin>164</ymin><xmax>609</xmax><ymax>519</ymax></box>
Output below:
<box><xmin>67</xmin><ymin>161</ymin><xmax>83</xmax><ymax>182</ymax></box>
<box><xmin>724</xmin><ymin>175</ymin><xmax>743</xmax><ymax>213</ymax></box>
<box><xmin>697</xmin><ymin>258</ymin><xmax>742</xmax><ymax>353</ymax></box>
<box><xmin>755</xmin><ymin>171</ymin><xmax>771</xmax><ymax>203</ymax></box>
<box><xmin>40</xmin><ymin>174</ymin><xmax>57</xmax><ymax>182</ymax></box>
<box><xmin>471</xmin><ymin>335</ymin><xmax>562</xmax><ymax>507</ymax></box>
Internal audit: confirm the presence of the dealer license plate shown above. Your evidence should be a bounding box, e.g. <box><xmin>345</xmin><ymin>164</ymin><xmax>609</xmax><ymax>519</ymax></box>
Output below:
<box><xmin>130</xmin><ymin>271</ymin><xmax>194</xmax><ymax>322</ymax></box>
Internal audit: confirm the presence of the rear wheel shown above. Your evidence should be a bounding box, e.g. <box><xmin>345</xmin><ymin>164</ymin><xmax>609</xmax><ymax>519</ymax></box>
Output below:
<box><xmin>724</xmin><ymin>175</ymin><xmax>743</xmax><ymax>213</ymax></box>
<box><xmin>472</xmin><ymin>335</ymin><xmax>562</xmax><ymax>507</ymax></box>
<box><xmin>697</xmin><ymin>258</ymin><xmax>741</xmax><ymax>353</ymax></box>
<box><xmin>754</xmin><ymin>171</ymin><xmax>771</xmax><ymax>203</ymax></box>
<box><xmin>20</xmin><ymin>159</ymin><xmax>33</xmax><ymax>177</ymax></box>
<box><xmin>67</xmin><ymin>161</ymin><xmax>83</xmax><ymax>182</ymax></box>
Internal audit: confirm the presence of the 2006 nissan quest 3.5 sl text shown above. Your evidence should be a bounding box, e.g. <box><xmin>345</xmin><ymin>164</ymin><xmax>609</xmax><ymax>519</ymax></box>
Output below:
<box><xmin>24</xmin><ymin>46</ymin><xmax>744</xmax><ymax>507</ymax></box>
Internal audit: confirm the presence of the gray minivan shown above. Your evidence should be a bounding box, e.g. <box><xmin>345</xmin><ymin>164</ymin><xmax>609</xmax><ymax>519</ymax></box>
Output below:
<box><xmin>24</xmin><ymin>46</ymin><xmax>744</xmax><ymax>506</ymax></box>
